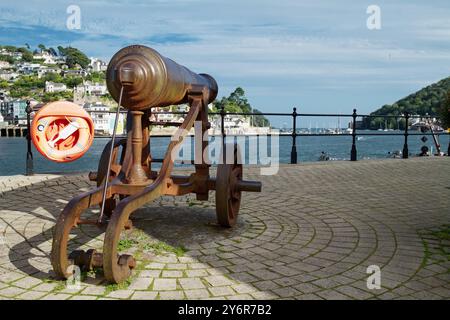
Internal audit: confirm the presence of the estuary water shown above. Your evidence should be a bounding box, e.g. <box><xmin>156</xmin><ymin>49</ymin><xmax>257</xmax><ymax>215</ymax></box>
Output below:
<box><xmin>0</xmin><ymin>131</ymin><xmax>448</xmax><ymax>176</ymax></box>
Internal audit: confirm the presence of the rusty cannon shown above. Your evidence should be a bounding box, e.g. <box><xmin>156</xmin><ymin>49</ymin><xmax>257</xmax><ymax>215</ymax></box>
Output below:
<box><xmin>51</xmin><ymin>45</ymin><xmax>262</xmax><ymax>284</ymax></box>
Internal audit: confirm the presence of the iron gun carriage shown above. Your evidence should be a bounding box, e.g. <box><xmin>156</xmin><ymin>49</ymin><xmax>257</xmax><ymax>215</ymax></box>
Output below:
<box><xmin>51</xmin><ymin>45</ymin><xmax>262</xmax><ymax>283</ymax></box>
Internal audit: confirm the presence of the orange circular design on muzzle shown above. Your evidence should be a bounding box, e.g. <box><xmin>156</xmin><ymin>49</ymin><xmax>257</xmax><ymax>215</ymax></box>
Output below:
<box><xmin>31</xmin><ymin>101</ymin><xmax>94</xmax><ymax>163</ymax></box>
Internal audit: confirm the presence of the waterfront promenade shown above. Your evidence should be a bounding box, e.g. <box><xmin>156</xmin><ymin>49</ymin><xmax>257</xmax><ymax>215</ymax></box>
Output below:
<box><xmin>0</xmin><ymin>157</ymin><xmax>449</xmax><ymax>300</ymax></box>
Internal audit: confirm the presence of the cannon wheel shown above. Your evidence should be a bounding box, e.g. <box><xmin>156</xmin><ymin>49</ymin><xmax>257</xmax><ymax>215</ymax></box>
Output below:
<box><xmin>215</xmin><ymin>143</ymin><xmax>242</xmax><ymax>227</ymax></box>
<box><xmin>97</xmin><ymin>138</ymin><xmax>127</xmax><ymax>216</ymax></box>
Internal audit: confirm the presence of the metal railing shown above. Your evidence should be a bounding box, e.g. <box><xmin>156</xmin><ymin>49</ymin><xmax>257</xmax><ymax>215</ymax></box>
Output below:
<box><xmin>18</xmin><ymin>101</ymin><xmax>450</xmax><ymax>175</ymax></box>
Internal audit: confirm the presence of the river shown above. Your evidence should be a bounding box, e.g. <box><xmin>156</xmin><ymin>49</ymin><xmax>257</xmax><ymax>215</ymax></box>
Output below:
<box><xmin>0</xmin><ymin>131</ymin><xmax>448</xmax><ymax>176</ymax></box>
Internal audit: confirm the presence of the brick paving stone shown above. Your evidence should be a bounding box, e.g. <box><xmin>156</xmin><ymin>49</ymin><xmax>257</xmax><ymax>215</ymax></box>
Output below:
<box><xmin>227</xmin><ymin>294</ymin><xmax>254</xmax><ymax>300</ymax></box>
<box><xmin>82</xmin><ymin>286</ymin><xmax>106</xmax><ymax>296</ymax></box>
<box><xmin>185</xmin><ymin>289</ymin><xmax>210</xmax><ymax>299</ymax></box>
<box><xmin>186</xmin><ymin>269</ymin><xmax>209</xmax><ymax>277</ymax></box>
<box><xmin>159</xmin><ymin>290</ymin><xmax>185</xmax><ymax>300</ymax></box>
<box><xmin>0</xmin><ymin>159</ymin><xmax>449</xmax><ymax>300</ymax></box>
<box><xmin>295</xmin><ymin>293</ymin><xmax>324</xmax><ymax>300</ymax></box>
<box><xmin>204</xmin><ymin>275</ymin><xmax>233</xmax><ymax>287</ymax></box>
<box><xmin>16</xmin><ymin>290</ymin><xmax>48</xmax><ymax>300</ymax></box>
<box><xmin>209</xmin><ymin>286</ymin><xmax>235</xmax><ymax>297</ymax></box>
<box><xmin>271</xmin><ymin>287</ymin><xmax>301</xmax><ymax>298</ymax></box>
<box><xmin>41</xmin><ymin>293</ymin><xmax>71</xmax><ymax>300</ymax></box>
<box><xmin>145</xmin><ymin>262</ymin><xmax>165</xmax><ymax>269</ymax></box>
<box><xmin>335</xmin><ymin>286</ymin><xmax>374</xmax><ymax>300</ymax></box>
<box><xmin>69</xmin><ymin>295</ymin><xmax>98</xmax><ymax>300</ymax></box>
<box><xmin>106</xmin><ymin>290</ymin><xmax>134</xmax><ymax>299</ymax></box>
<box><xmin>12</xmin><ymin>277</ymin><xmax>41</xmax><ymax>289</ymax></box>
<box><xmin>179</xmin><ymin>278</ymin><xmax>205</xmax><ymax>290</ymax></box>
<box><xmin>153</xmin><ymin>279</ymin><xmax>177</xmax><ymax>291</ymax></box>
<box><xmin>128</xmin><ymin>277</ymin><xmax>152</xmax><ymax>290</ymax></box>
<box><xmin>162</xmin><ymin>271</ymin><xmax>183</xmax><ymax>278</ymax></box>
<box><xmin>231</xmin><ymin>284</ymin><xmax>257</xmax><ymax>294</ymax></box>
<box><xmin>316</xmin><ymin>290</ymin><xmax>352</xmax><ymax>300</ymax></box>
<box><xmin>140</xmin><ymin>270</ymin><xmax>161</xmax><ymax>278</ymax></box>
<box><xmin>0</xmin><ymin>286</ymin><xmax>26</xmax><ymax>298</ymax></box>
<box><xmin>131</xmin><ymin>291</ymin><xmax>158</xmax><ymax>300</ymax></box>
<box><xmin>293</xmin><ymin>282</ymin><xmax>321</xmax><ymax>294</ymax></box>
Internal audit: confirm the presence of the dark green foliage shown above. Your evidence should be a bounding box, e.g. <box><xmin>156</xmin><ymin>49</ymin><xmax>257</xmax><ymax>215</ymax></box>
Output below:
<box><xmin>59</xmin><ymin>46</ymin><xmax>90</xmax><ymax>69</ymax></box>
<box><xmin>440</xmin><ymin>91</ymin><xmax>450</xmax><ymax>129</ymax></box>
<box><xmin>252</xmin><ymin>109</ymin><xmax>270</xmax><ymax>127</ymax></box>
<box><xmin>213</xmin><ymin>87</ymin><xmax>270</xmax><ymax>127</ymax></box>
<box><xmin>368</xmin><ymin>76</ymin><xmax>450</xmax><ymax>129</ymax></box>
<box><xmin>0</xmin><ymin>55</ymin><xmax>14</xmax><ymax>64</ymax></box>
<box><xmin>48</xmin><ymin>47</ymin><xmax>58</xmax><ymax>57</ymax></box>
<box><xmin>42</xmin><ymin>91</ymin><xmax>73</xmax><ymax>102</ymax></box>
<box><xmin>63</xmin><ymin>76</ymin><xmax>83</xmax><ymax>88</ymax></box>
<box><xmin>2</xmin><ymin>45</ymin><xmax>17</xmax><ymax>52</ymax></box>
<box><xmin>214</xmin><ymin>87</ymin><xmax>252</xmax><ymax>114</ymax></box>
<box><xmin>17</xmin><ymin>47</ymin><xmax>33</xmax><ymax>62</ymax></box>
<box><xmin>85</xmin><ymin>71</ymin><xmax>105</xmax><ymax>82</ymax></box>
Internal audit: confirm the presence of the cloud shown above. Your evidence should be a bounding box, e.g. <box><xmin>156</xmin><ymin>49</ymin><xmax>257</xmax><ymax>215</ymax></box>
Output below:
<box><xmin>1</xmin><ymin>0</ymin><xmax>450</xmax><ymax>125</ymax></box>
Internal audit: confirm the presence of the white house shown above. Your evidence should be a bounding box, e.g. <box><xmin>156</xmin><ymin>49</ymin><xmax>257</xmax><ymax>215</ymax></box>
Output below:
<box><xmin>37</xmin><ymin>66</ymin><xmax>61</xmax><ymax>78</ymax></box>
<box><xmin>89</xmin><ymin>58</ymin><xmax>108</xmax><ymax>72</ymax></box>
<box><xmin>45</xmin><ymin>81</ymin><xmax>67</xmax><ymax>93</ymax></box>
<box><xmin>84</xmin><ymin>102</ymin><xmax>124</xmax><ymax>135</ymax></box>
<box><xmin>18</xmin><ymin>63</ymin><xmax>41</xmax><ymax>74</ymax></box>
<box><xmin>84</xmin><ymin>81</ymin><xmax>107</xmax><ymax>95</ymax></box>
<box><xmin>0</xmin><ymin>71</ymin><xmax>18</xmax><ymax>81</ymax></box>
<box><xmin>63</xmin><ymin>69</ymin><xmax>87</xmax><ymax>77</ymax></box>
<box><xmin>0</xmin><ymin>61</ymin><xmax>10</xmax><ymax>69</ymax></box>
<box><xmin>33</xmin><ymin>51</ymin><xmax>57</xmax><ymax>64</ymax></box>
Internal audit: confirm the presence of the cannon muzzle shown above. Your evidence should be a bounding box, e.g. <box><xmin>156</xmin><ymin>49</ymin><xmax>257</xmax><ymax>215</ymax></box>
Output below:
<box><xmin>106</xmin><ymin>45</ymin><xmax>218</xmax><ymax>110</ymax></box>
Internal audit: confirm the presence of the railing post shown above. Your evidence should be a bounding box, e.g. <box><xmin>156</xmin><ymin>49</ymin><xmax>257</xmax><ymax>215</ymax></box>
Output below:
<box><xmin>402</xmin><ymin>112</ymin><xmax>409</xmax><ymax>159</ymax></box>
<box><xmin>25</xmin><ymin>100</ymin><xmax>33</xmax><ymax>175</ymax></box>
<box><xmin>220</xmin><ymin>104</ymin><xmax>226</xmax><ymax>163</ymax></box>
<box><xmin>290</xmin><ymin>107</ymin><xmax>298</xmax><ymax>164</ymax></box>
<box><xmin>448</xmin><ymin>134</ymin><xmax>450</xmax><ymax>156</ymax></box>
<box><xmin>350</xmin><ymin>108</ymin><xmax>357</xmax><ymax>161</ymax></box>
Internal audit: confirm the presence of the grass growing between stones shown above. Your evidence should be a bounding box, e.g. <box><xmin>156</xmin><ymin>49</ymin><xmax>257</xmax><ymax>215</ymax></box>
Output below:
<box><xmin>430</xmin><ymin>224</ymin><xmax>450</xmax><ymax>241</ymax></box>
<box><xmin>143</xmin><ymin>241</ymin><xmax>187</xmax><ymax>257</ymax></box>
<box><xmin>419</xmin><ymin>224</ymin><xmax>450</xmax><ymax>271</ymax></box>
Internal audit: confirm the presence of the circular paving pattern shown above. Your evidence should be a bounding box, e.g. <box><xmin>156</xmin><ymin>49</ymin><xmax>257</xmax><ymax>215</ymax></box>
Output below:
<box><xmin>0</xmin><ymin>158</ymin><xmax>449</xmax><ymax>300</ymax></box>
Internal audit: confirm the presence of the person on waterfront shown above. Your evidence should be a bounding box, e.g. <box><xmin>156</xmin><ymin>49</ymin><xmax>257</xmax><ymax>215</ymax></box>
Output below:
<box><xmin>419</xmin><ymin>146</ymin><xmax>429</xmax><ymax>157</ymax></box>
<box><xmin>319</xmin><ymin>151</ymin><xmax>330</xmax><ymax>161</ymax></box>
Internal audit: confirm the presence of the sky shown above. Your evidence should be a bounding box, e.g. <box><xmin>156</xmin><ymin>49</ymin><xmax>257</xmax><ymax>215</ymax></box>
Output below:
<box><xmin>1</xmin><ymin>0</ymin><xmax>450</xmax><ymax>127</ymax></box>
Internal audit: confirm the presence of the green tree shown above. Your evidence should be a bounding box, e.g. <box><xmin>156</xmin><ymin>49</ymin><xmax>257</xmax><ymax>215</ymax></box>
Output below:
<box><xmin>57</xmin><ymin>46</ymin><xmax>66</xmax><ymax>56</ymax></box>
<box><xmin>43</xmin><ymin>72</ymin><xmax>63</xmax><ymax>83</ymax></box>
<box><xmin>85</xmin><ymin>71</ymin><xmax>105</xmax><ymax>82</ymax></box>
<box><xmin>59</xmin><ymin>47</ymin><xmax>90</xmax><ymax>69</ymax></box>
<box><xmin>63</xmin><ymin>76</ymin><xmax>83</xmax><ymax>88</ymax></box>
<box><xmin>0</xmin><ymin>55</ymin><xmax>15</xmax><ymax>64</ymax></box>
<box><xmin>213</xmin><ymin>87</ymin><xmax>270</xmax><ymax>127</ymax></box>
<box><xmin>48</xmin><ymin>47</ymin><xmax>58</xmax><ymax>56</ymax></box>
<box><xmin>17</xmin><ymin>47</ymin><xmax>33</xmax><ymax>62</ymax></box>
<box><xmin>3</xmin><ymin>45</ymin><xmax>17</xmax><ymax>52</ymax></box>
<box><xmin>440</xmin><ymin>91</ymin><xmax>450</xmax><ymax>129</ymax></box>
<box><xmin>0</xmin><ymin>81</ymin><xmax>9</xmax><ymax>89</ymax></box>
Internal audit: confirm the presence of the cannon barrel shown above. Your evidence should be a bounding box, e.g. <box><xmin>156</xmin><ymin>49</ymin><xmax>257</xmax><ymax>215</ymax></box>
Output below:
<box><xmin>106</xmin><ymin>45</ymin><xmax>218</xmax><ymax>110</ymax></box>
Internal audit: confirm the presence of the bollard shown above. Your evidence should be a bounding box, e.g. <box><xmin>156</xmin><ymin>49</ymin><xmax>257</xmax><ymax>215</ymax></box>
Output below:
<box><xmin>350</xmin><ymin>108</ymin><xmax>357</xmax><ymax>161</ymax></box>
<box><xmin>290</xmin><ymin>107</ymin><xmax>298</xmax><ymax>164</ymax></box>
<box><xmin>25</xmin><ymin>100</ymin><xmax>33</xmax><ymax>175</ymax></box>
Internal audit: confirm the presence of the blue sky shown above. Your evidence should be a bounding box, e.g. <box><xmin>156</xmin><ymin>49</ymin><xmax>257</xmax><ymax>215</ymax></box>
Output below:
<box><xmin>1</xmin><ymin>0</ymin><xmax>450</xmax><ymax>127</ymax></box>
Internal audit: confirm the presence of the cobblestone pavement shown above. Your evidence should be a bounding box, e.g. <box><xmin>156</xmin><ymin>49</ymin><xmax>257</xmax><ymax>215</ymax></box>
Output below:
<box><xmin>0</xmin><ymin>158</ymin><xmax>449</xmax><ymax>300</ymax></box>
